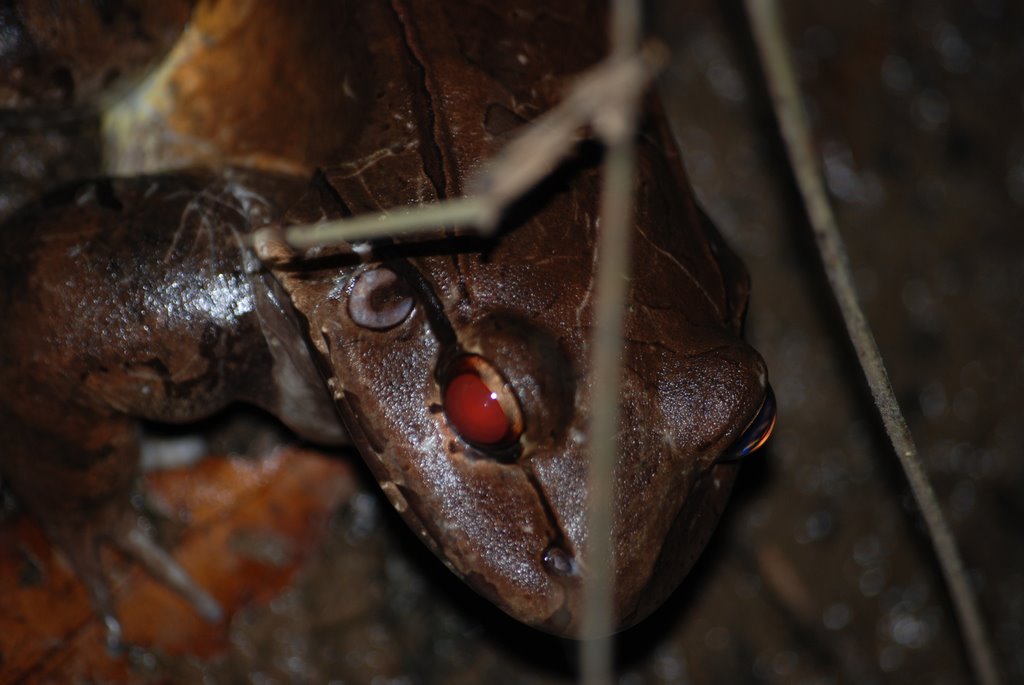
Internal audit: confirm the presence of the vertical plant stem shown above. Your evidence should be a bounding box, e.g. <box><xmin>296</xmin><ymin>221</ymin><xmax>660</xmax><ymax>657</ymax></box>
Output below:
<box><xmin>581</xmin><ymin>134</ymin><xmax>636</xmax><ymax>683</ymax></box>
<box><xmin>581</xmin><ymin>1</ymin><xmax>642</xmax><ymax>683</ymax></box>
<box><xmin>610</xmin><ymin>0</ymin><xmax>641</xmax><ymax>55</ymax></box>
<box><xmin>745</xmin><ymin>2</ymin><xmax>1003</xmax><ymax>684</ymax></box>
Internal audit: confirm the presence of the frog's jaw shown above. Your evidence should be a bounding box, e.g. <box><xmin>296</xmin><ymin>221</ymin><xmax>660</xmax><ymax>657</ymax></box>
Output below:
<box><xmin>326</xmin><ymin>289</ymin><xmax>768</xmax><ymax>637</ymax></box>
<box><xmin>516</xmin><ymin>339</ymin><xmax>769</xmax><ymax>637</ymax></box>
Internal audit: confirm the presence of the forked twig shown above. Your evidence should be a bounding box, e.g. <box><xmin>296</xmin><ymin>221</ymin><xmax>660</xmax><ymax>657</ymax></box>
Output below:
<box><xmin>745</xmin><ymin>2</ymin><xmax>1003</xmax><ymax>684</ymax></box>
<box><xmin>251</xmin><ymin>43</ymin><xmax>662</xmax><ymax>252</ymax></box>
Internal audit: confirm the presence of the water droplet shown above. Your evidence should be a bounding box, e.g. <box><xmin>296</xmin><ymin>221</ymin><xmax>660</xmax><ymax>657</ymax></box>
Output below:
<box><xmin>772</xmin><ymin>650</ymin><xmax>799</xmax><ymax>676</ymax></box>
<box><xmin>879</xmin><ymin>644</ymin><xmax>905</xmax><ymax>672</ymax></box>
<box><xmin>708</xmin><ymin>62</ymin><xmax>746</xmax><ymax>103</ymax></box>
<box><xmin>654</xmin><ymin>651</ymin><xmax>686</xmax><ymax>680</ymax></box>
<box><xmin>704</xmin><ymin>625</ymin><xmax>730</xmax><ymax>650</ymax></box>
<box><xmin>854</xmin><ymin>535</ymin><xmax>883</xmax><ymax>566</ymax></box>
<box><xmin>933</xmin><ymin>22</ymin><xmax>973</xmax><ymax>73</ymax></box>
<box><xmin>913</xmin><ymin>88</ymin><xmax>950</xmax><ymax>130</ymax></box>
<box><xmin>796</xmin><ymin>510</ymin><xmax>833</xmax><ymax>543</ymax></box>
<box><xmin>918</xmin><ymin>380</ymin><xmax>948</xmax><ymax>419</ymax></box>
<box><xmin>882</xmin><ymin>55</ymin><xmax>914</xmax><ymax>93</ymax></box>
<box><xmin>823</xmin><ymin>602</ymin><xmax>850</xmax><ymax>630</ymax></box>
<box><xmin>859</xmin><ymin>567</ymin><xmax>887</xmax><ymax>597</ymax></box>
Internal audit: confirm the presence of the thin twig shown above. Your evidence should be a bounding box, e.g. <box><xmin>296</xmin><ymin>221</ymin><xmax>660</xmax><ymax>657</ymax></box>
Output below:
<box><xmin>266</xmin><ymin>197</ymin><xmax>490</xmax><ymax>249</ymax></box>
<box><xmin>744</xmin><ymin>2</ymin><xmax>1003</xmax><ymax>684</ymax></box>
<box><xmin>250</xmin><ymin>44</ymin><xmax>663</xmax><ymax>255</ymax></box>
<box><xmin>580</xmin><ymin>1</ymin><xmax>643</xmax><ymax>684</ymax></box>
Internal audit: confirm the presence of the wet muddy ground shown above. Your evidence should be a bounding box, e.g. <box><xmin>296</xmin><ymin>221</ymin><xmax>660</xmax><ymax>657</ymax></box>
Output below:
<box><xmin>2</xmin><ymin>1</ymin><xmax>1022</xmax><ymax>683</ymax></box>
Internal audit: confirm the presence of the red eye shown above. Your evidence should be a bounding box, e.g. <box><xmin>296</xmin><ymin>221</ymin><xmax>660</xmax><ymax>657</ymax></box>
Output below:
<box><xmin>442</xmin><ymin>355</ymin><xmax>522</xmax><ymax>449</ymax></box>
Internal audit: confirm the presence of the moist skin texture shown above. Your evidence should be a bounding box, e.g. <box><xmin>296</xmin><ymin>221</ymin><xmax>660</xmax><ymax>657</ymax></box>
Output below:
<box><xmin>0</xmin><ymin>0</ymin><xmax>769</xmax><ymax>640</ymax></box>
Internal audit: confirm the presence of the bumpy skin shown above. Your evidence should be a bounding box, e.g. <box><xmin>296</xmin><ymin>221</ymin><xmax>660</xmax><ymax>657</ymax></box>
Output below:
<box><xmin>0</xmin><ymin>0</ymin><xmax>768</xmax><ymax>639</ymax></box>
<box><xmin>0</xmin><ymin>171</ymin><xmax>350</xmax><ymax>635</ymax></box>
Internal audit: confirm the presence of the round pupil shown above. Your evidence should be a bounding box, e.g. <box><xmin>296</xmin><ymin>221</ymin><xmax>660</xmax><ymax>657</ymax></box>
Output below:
<box><xmin>444</xmin><ymin>372</ymin><xmax>511</xmax><ymax>446</ymax></box>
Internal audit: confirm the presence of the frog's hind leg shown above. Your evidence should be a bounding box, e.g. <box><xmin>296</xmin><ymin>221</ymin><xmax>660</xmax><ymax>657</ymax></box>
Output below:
<box><xmin>0</xmin><ymin>171</ymin><xmax>300</xmax><ymax>648</ymax></box>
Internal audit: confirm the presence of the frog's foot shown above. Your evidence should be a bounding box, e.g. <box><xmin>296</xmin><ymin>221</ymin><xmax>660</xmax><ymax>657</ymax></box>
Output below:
<box><xmin>45</xmin><ymin>507</ymin><xmax>222</xmax><ymax>652</ymax></box>
<box><xmin>47</xmin><ymin>521</ymin><xmax>126</xmax><ymax>652</ymax></box>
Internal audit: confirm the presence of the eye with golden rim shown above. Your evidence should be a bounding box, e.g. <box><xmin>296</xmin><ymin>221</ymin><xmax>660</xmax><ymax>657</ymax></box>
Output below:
<box><xmin>717</xmin><ymin>385</ymin><xmax>777</xmax><ymax>463</ymax></box>
<box><xmin>441</xmin><ymin>355</ymin><xmax>524</xmax><ymax>451</ymax></box>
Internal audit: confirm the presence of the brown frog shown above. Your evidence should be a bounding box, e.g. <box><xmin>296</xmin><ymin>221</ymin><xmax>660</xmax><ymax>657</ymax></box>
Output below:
<box><xmin>0</xmin><ymin>0</ymin><xmax>774</xmax><ymax>643</ymax></box>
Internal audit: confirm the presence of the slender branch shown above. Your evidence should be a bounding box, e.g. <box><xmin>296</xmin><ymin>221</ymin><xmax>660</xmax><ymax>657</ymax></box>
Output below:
<box><xmin>265</xmin><ymin>197</ymin><xmax>490</xmax><ymax>249</ymax></box>
<box><xmin>579</xmin><ymin>114</ymin><xmax>636</xmax><ymax>685</ymax></box>
<box><xmin>580</xmin><ymin>2</ymin><xmax>643</xmax><ymax>684</ymax></box>
<box><xmin>744</xmin><ymin>2</ymin><xmax>1003</xmax><ymax>684</ymax></box>
<box><xmin>250</xmin><ymin>44</ymin><xmax>663</xmax><ymax>256</ymax></box>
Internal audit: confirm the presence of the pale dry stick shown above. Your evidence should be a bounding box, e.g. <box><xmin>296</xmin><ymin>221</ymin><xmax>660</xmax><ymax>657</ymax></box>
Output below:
<box><xmin>275</xmin><ymin>197</ymin><xmax>488</xmax><ymax>247</ymax></box>
<box><xmin>580</xmin><ymin>1</ymin><xmax>643</xmax><ymax>684</ymax></box>
<box><xmin>251</xmin><ymin>44</ymin><xmax>664</xmax><ymax>252</ymax></box>
<box><xmin>744</xmin><ymin>2</ymin><xmax>1004</xmax><ymax>684</ymax></box>
<box><xmin>578</xmin><ymin>99</ymin><xmax>636</xmax><ymax>685</ymax></box>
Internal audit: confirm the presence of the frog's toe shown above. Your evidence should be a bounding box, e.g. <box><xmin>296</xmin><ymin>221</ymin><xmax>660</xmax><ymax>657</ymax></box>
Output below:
<box><xmin>115</xmin><ymin>525</ymin><xmax>223</xmax><ymax>622</ymax></box>
<box><xmin>44</xmin><ymin>503</ymin><xmax>222</xmax><ymax>649</ymax></box>
<box><xmin>44</xmin><ymin>523</ymin><xmax>128</xmax><ymax>652</ymax></box>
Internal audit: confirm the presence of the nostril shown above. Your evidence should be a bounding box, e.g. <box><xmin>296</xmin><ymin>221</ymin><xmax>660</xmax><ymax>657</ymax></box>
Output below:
<box><xmin>542</xmin><ymin>545</ymin><xmax>578</xmax><ymax>576</ymax></box>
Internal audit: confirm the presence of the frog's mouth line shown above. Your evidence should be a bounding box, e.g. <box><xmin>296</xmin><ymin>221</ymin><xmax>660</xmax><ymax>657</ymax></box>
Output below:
<box><xmin>387</xmin><ymin>461</ymin><xmax>578</xmax><ymax>634</ymax></box>
<box><xmin>521</xmin><ymin>465</ymin><xmax>580</xmax><ymax>575</ymax></box>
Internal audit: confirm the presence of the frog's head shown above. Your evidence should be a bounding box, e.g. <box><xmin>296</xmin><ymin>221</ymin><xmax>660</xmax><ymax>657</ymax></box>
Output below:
<box><xmin>307</xmin><ymin>129</ymin><xmax>774</xmax><ymax>636</ymax></box>
<box><xmin>289</xmin><ymin>0</ymin><xmax>773</xmax><ymax>636</ymax></box>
